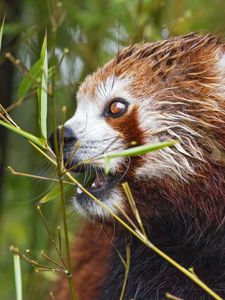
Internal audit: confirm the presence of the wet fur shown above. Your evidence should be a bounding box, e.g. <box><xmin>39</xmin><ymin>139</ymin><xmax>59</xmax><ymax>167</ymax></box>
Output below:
<box><xmin>101</xmin><ymin>213</ymin><xmax>225</xmax><ymax>299</ymax></box>
<box><xmin>51</xmin><ymin>33</ymin><xmax>225</xmax><ymax>299</ymax></box>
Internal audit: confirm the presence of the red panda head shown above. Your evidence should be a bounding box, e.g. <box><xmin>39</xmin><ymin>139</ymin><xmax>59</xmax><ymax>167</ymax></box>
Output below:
<box><xmin>61</xmin><ymin>33</ymin><xmax>225</xmax><ymax>224</ymax></box>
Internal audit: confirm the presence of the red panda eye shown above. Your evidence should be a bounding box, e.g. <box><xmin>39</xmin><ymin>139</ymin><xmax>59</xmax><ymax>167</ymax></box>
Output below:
<box><xmin>107</xmin><ymin>99</ymin><xmax>128</xmax><ymax>118</ymax></box>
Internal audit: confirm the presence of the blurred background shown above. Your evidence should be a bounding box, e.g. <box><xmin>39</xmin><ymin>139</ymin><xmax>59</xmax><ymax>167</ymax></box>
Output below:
<box><xmin>1</xmin><ymin>0</ymin><xmax>225</xmax><ymax>299</ymax></box>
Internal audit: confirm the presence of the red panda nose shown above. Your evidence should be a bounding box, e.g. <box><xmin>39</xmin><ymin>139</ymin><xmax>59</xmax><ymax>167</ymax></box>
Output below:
<box><xmin>63</xmin><ymin>126</ymin><xmax>77</xmax><ymax>144</ymax></box>
<box><xmin>49</xmin><ymin>126</ymin><xmax>77</xmax><ymax>153</ymax></box>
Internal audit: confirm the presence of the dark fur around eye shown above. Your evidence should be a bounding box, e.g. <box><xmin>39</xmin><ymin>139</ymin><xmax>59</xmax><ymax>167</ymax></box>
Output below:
<box><xmin>103</xmin><ymin>98</ymin><xmax>129</xmax><ymax>118</ymax></box>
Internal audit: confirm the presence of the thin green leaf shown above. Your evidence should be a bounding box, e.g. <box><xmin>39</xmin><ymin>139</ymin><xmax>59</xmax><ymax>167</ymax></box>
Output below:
<box><xmin>18</xmin><ymin>59</ymin><xmax>42</xmax><ymax>98</ymax></box>
<box><xmin>37</xmin><ymin>34</ymin><xmax>48</xmax><ymax>139</ymax></box>
<box><xmin>13</xmin><ymin>254</ymin><xmax>23</xmax><ymax>300</ymax></box>
<box><xmin>0</xmin><ymin>120</ymin><xmax>46</xmax><ymax>148</ymax></box>
<box><xmin>0</xmin><ymin>16</ymin><xmax>5</xmax><ymax>52</ymax></box>
<box><xmin>105</xmin><ymin>140</ymin><xmax>176</xmax><ymax>159</ymax></box>
<box><xmin>104</xmin><ymin>157</ymin><xmax>111</xmax><ymax>175</ymax></box>
<box><xmin>39</xmin><ymin>183</ymin><xmax>71</xmax><ymax>204</ymax></box>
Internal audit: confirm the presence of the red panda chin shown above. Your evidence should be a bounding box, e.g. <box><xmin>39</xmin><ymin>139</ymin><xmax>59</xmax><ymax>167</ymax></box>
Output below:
<box><xmin>70</xmin><ymin>164</ymin><xmax>126</xmax><ymax>219</ymax></box>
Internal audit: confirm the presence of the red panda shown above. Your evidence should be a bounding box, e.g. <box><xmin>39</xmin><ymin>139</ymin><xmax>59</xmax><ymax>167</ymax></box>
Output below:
<box><xmin>50</xmin><ymin>33</ymin><xmax>225</xmax><ymax>299</ymax></box>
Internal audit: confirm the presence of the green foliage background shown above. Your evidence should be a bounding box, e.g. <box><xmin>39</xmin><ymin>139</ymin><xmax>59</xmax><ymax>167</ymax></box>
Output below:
<box><xmin>1</xmin><ymin>0</ymin><xmax>225</xmax><ymax>299</ymax></box>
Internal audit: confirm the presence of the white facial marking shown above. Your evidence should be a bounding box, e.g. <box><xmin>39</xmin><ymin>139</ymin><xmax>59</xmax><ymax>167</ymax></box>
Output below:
<box><xmin>65</xmin><ymin>76</ymin><xmax>135</xmax><ymax>217</ymax></box>
<box><xmin>95</xmin><ymin>75</ymin><xmax>134</xmax><ymax>104</ymax></box>
<box><xmin>73</xmin><ymin>188</ymin><xmax>123</xmax><ymax>219</ymax></box>
<box><xmin>217</xmin><ymin>52</ymin><xmax>225</xmax><ymax>73</ymax></box>
<box><xmin>64</xmin><ymin>76</ymin><xmax>135</xmax><ymax>173</ymax></box>
<box><xmin>135</xmin><ymin>94</ymin><xmax>204</xmax><ymax>181</ymax></box>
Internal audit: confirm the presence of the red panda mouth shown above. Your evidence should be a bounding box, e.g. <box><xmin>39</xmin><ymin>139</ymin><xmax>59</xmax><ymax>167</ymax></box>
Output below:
<box><xmin>70</xmin><ymin>164</ymin><xmax>121</xmax><ymax>201</ymax></box>
<box><xmin>78</xmin><ymin>171</ymin><xmax>115</xmax><ymax>193</ymax></box>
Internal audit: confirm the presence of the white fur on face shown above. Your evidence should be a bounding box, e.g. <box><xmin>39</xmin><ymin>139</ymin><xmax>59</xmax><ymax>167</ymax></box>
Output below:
<box><xmin>95</xmin><ymin>75</ymin><xmax>134</xmax><ymax>104</ymax></box>
<box><xmin>135</xmin><ymin>95</ymin><xmax>204</xmax><ymax>181</ymax></box>
<box><xmin>64</xmin><ymin>76</ymin><xmax>135</xmax><ymax>172</ymax></box>
<box><xmin>64</xmin><ymin>100</ymin><xmax>123</xmax><ymax>172</ymax></box>
<box><xmin>72</xmin><ymin>187</ymin><xmax>123</xmax><ymax>219</ymax></box>
<box><xmin>217</xmin><ymin>52</ymin><xmax>225</xmax><ymax>74</ymax></box>
<box><xmin>65</xmin><ymin>76</ymin><xmax>134</xmax><ymax>218</ymax></box>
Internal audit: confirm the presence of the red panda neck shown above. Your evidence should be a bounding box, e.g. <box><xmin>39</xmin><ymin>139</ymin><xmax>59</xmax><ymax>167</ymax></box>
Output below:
<box><xmin>126</xmin><ymin>160</ymin><xmax>225</xmax><ymax>227</ymax></box>
<box><xmin>100</xmin><ymin>212</ymin><xmax>225</xmax><ymax>300</ymax></box>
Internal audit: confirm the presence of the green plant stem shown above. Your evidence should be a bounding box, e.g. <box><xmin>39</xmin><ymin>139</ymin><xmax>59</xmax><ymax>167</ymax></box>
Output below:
<box><xmin>58</xmin><ymin>183</ymin><xmax>69</xmax><ymax>269</ymax></box>
<box><xmin>119</xmin><ymin>242</ymin><xmax>130</xmax><ymax>300</ymax></box>
<box><xmin>13</xmin><ymin>253</ymin><xmax>23</xmax><ymax>300</ymax></box>
<box><xmin>48</xmin><ymin>12</ymin><xmax>76</xmax><ymax>296</ymax></box>
<box><xmin>37</xmin><ymin>206</ymin><xmax>67</xmax><ymax>269</ymax></box>
<box><xmin>149</xmin><ymin>243</ymin><xmax>222</xmax><ymax>300</ymax></box>
<box><xmin>7</xmin><ymin>166</ymin><xmax>75</xmax><ymax>186</ymax></box>
<box><xmin>51</xmin><ymin>89</ymin><xmax>77</xmax><ymax>300</ymax></box>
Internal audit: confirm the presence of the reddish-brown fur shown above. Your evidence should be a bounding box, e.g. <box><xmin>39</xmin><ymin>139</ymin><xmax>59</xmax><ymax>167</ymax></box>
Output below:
<box><xmin>106</xmin><ymin>105</ymin><xmax>145</xmax><ymax>177</ymax></box>
<box><xmin>51</xmin><ymin>33</ymin><xmax>225</xmax><ymax>299</ymax></box>
<box><xmin>51</xmin><ymin>223</ymin><xmax>113</xmax><ymax>300</ymax></box>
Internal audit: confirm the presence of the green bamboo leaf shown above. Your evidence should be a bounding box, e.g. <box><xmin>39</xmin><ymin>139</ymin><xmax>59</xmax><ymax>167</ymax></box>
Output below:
<box><xmin>37</xmin><ymin>34</ymin><xmax>48</xmax><ymax>139</ymax></box>
<box><xmin>0</xmin><ymin>16</ymin><xmax>5</xmax><ymax>52</ymax></box>
<box><xmin>39</xmin><ymin>183</ymin><xmax>71</xmax><ymax>204</ymax></box>
<box><xmin>18</xmin><ymin>59</ymin><xmax>42</xmax><ymax>99</ymax></box>
<box><xmin>13</xmin><ymin>254</ymin><xmax>23</xmax><ymax>300</ymax></box>
<box><xmin>0</xmin><ymin>120</ymin><xmax>46</xmax><ymax>148</ymax></box>
<box><xmin>104</xmin><ymin>157</ymin><xmax>111</xmax><ymax>175</ymax></box>
<box><xmin>105</xmin><ymin>140</ymin><xmax>176</xmax><ymax>159</ymax></box>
